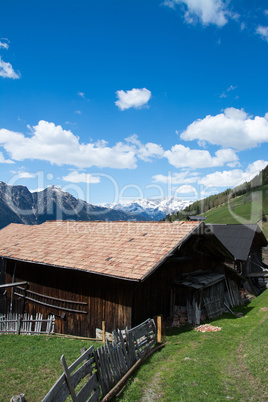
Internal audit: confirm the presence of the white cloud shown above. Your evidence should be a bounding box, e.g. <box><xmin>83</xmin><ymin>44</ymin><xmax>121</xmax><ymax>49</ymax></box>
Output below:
<box><xmin>15</xmin><ymin>171</ymin><xmax>36</xmax><ymax>179</ymax></box>
<box><xmin>0</xmin><ymin>57</ymin><xmax>20</xmax><ymax>79</ymax></box>
<box><xmin>256</xmin><ymin>25</ymin><xmax>268</xmax><ymax>42</ymax></box>
<box><xmin>0</xmin><ymin>151</ymin><xmax>14</xmax><ymax>164</ymax></box>
<box><xmin>78</xmin><ymin>92</ymin><xmax>85</xmax><ymax>98</ymax></box>
<box><xmin>62</xmin><ymin>171</ymin><xmax>100</xmax><ymax>184</ymax></box>
<box><xmin>220</xmin><ymin>85</ymin><xmax>237</xmax><ymax>98</ymax></box>
<box><xmin>0</xmin><ymin>39</ymin><xmax>9</xmax><ymax>50</ymax></box>
<box><xmin>164</xmin><ymin>144</ymin><xmax>238</xmax><ymax>168</ymax></box>
<box><xmin>0</xmin><ymin>120</ymin><xmax>138</xmax><ymax>169</ymax></box>
<box><xmin>153</xmin><ymin>171</ymin><xmax>199</xmax><ymax>184</ymax></box>
<box><xmin>115</xmin><ymin>88</ymin><xmax>152</xmax><ymax>111</ymax></box>
<box><xmin>180</xmin><ymin>108</ymin><xmax>268</xmax><ymax>150</ymax></box>
<box><xmin>199</xmin><ymin>160</ymin><xmax>268</xmax><ymax>187</ymax></box>
<box><xmin>163</xmin><ymin>0</ymin><xmax>230</xmax><ymax>27</ymax></box>
<box><xmin>126</xmin><ymin>134</ymin><xmax>164</xmax><ymax>161</ymax></box>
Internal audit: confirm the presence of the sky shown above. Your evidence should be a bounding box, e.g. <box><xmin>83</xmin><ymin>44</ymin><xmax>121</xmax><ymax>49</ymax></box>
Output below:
<box><xmin>0</xmin><ymin>0</ymin><xmax>268</xmax><ymax>205</ymax></box>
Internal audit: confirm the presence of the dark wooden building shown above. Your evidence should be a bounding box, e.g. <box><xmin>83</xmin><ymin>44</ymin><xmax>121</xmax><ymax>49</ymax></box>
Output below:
<box><xmin>206</xmin><ymin>223</ymin><xmax>268</xmax><ymax>294</ymax></box>
<box><xmin>0</xmin><ymin>221</ymin><xmax>233</xmax><ymax>337</ymax></box>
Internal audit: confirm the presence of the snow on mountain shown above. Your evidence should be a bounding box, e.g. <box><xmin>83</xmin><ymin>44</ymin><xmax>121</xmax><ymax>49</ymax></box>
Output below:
<box><xmin>98</xmin><ymin>197</ymin><xmax>191</xmax><ymax>220</ymax></box>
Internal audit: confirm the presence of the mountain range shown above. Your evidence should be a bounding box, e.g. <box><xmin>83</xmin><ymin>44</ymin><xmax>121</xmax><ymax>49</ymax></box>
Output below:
<box><xmin>0</xmin><ymin>182</ymin><xmax>153</xmax><ymax>230</ymax></box>
<box><xmin>99</xmin><ymin>197</ymin><xmax>191</xmax><ymax>221</ymax></box>
<box><xmin>0</xmin><ymin>182</ymin><xmax>190</xmax><ymax>229</ymax></box>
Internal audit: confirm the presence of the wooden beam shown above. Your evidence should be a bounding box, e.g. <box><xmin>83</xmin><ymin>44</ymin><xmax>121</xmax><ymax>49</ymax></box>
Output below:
<box><xmin>14</xmin><ymin>292</ymin><xmax>88</xmax><ymax>314</ymax></box>
<box><xmin>157</xmin><ymin>316</ymin><xmax>162</xmax><ymax>343</ymax></box>
<box><xmin>102</xmin><ymin>321</ymin><xmax>106</xmax><ymax>343</ymax></box>
<box><xmin>16</xmin><ymin>286</ymin><xmax>87</xmax><ymax>305</ymax></box>
<box><xmin>0</xmin><ymin>281</ymin><xmax>28</xmax><ymax>289</ymax></box>
<box><xmin>61</xmin><ymin>355</ymin><xmax>78</xmax><ymax>402</ymax></box>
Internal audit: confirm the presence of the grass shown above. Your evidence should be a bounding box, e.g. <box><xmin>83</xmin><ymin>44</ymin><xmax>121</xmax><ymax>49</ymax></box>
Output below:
<box><xmin>203</xmin><ymin>185</ymin><xmax>268</xmax><ymax>236</ymax></box>
<box><xmin>0</xmin><ymin>335</ymin><xmax>102</xmax><ymax>400</ymax></box>
<box><xmin>0</xmin><ymin>292</ymin><xmax>267</xmax><ymax>401</ymax></box>
<box><xmin>117</xmin><ymin>290</ymin><xmax>268</xmax><ymax>401</ymax></box>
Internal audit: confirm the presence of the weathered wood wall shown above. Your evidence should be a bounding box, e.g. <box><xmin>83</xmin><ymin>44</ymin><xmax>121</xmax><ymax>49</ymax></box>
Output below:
<box><xmin>5</xmin><ymin>259</ymin><xmax>133</xmax><ymax>338</ymax></box>
<box><xmin>132</xmin><ymin>254</ymin><xmax>219</xmax><ymax>326</ymax></box>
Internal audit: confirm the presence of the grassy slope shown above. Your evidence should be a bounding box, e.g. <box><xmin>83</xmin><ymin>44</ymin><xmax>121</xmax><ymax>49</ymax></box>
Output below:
<box><xmin>203</xmin><ymin>184</ymin><xmax>268</xmax><ymax>238</ymax></box>
<box><xmin>0</xmin><ymin>293</ymin><xmax>267</xmax><ymax>401</ymax></box>
<box><xmin>118</xmin><ymin>290</ymin><xmax>268</xmax><ymax>401</ymax></box>
<box><xmin>0</xmin><ymin>336</ymin><xmax>101</xmax><ymax>401</ymax></box>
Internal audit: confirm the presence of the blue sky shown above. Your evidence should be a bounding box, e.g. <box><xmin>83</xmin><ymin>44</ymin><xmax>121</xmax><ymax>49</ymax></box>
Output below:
<box><xmin>0</xmin><ymin>0</ymin><xmax>268</xmax><ymax>205</ymax></box>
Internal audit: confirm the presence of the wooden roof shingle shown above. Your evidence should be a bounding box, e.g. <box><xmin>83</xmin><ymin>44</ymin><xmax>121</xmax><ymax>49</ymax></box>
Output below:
<box><xmin>0</xmin><ymin>221</ymin><xmax>200</xmax><ymax>281</ymax></box>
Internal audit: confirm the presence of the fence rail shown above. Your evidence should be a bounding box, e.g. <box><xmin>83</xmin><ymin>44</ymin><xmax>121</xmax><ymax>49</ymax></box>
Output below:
<box><xmin>0</xmin><ymin>313</ymin><xmax>55</xmax><ymax>335</ymax></box>
<box><xmin>42</xmin><ymin>318</ymin><xmax>159</xmax><ymax>402</ymax></box>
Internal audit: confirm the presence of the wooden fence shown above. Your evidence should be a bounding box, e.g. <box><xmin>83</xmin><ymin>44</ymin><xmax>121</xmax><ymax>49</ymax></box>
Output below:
<box><xmin>0</xmin><ymin>313</ymin><xmax>55</xmax><ymax>335</ymax></box>
<box><xmin>42</xmin><ymin>318</ymin><xmax>159</xmax><ymax>402</ymax></box>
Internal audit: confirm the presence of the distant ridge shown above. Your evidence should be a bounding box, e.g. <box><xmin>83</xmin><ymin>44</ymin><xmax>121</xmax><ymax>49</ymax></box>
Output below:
<box><xmin>99</xmin><ymin>197</ymin><xmax>191</xmax><ymax>221</ymax></box>
<box><xmin>0</xmin><ymin>182</ymin><xmax>152</xmax><ymax>230</ymax></box>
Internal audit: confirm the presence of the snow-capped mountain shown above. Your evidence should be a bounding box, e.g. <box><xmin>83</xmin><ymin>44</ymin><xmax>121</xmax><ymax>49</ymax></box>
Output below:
<box><xmin>0</xmin><ymin>182</ymin><xmax>151</xmax><ymax>229</ymax></box>
<box><xmin>98</xmin><ymin>197</ymin><xmax>191</xmax><ymax>221</ymax></box>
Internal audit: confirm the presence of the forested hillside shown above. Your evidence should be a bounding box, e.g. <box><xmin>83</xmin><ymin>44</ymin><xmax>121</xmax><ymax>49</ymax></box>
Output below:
<box><xmin>164</xmin><ymin>165</ymin><xmax>268</xmax><ymax>232</ymax></box>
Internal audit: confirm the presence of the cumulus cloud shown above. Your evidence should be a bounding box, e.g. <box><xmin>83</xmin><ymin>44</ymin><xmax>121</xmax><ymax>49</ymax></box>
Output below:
<box><xmin>256</xmin><ymin>25</ymin><xmax>268</xmax><ymax>42</ymax></box>
<box><xmin>0</xmin><ymin>120</ymin><xmax>137</xmax><ymax>169</ymax></box>
<box><xmin>0</xmin><ymin>121</ymin><xmax>166</xmax><ymax>170</ymax></box>
<box><xmin>62</xmin><ymin>171</ymin><xmax>100</xmax><ymax>184</ymax></box>
<box><xmin>180</xmin><ymin>108</ymin><xmax>268</xmax><ymax>150</ymax></box>
<box><xmin>199</xmin><ymin>160</ymin><xmax>268</xmax><ymax>187</ymax></box>
<box><xmin>164</xmin><ymin>144</ymin><xmax>238</xmax><ymax>168</ymax></box>
<box><xmin>0</xmin><ymin>57</ymin><xmax>20</xmax><ymax>79</ymax></box>
<box><xmin>115</xmin><ymin>88</ymin><xmax>152</xmax><ymax>110</ymax></box>
<box><xmin>126</xmin><ymin>134</ymin><xmax>164</xmax><ymax>161</ymax></box>
<box><xmin>163</xmin><ymin>0</ymin><xmax>231</xmax><ymax>27</ymax></box>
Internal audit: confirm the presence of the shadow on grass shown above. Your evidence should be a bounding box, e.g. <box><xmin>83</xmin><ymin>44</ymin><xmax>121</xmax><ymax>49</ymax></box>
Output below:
<box><xmin>163</xmin><ymin>304</ymin><xmax>255</xmax><ymax>339</ymax></box>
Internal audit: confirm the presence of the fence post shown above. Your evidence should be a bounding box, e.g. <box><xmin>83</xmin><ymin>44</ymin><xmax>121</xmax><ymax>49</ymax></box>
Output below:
<box><xmin>157</xmin><ymin>316</ymin><xmax>162</xmax><ymax>343</ymax></box>
<box><xmin>102</xmin><ymin>321</ymin><xmax>105</xmax><ymax>343</ymax></box>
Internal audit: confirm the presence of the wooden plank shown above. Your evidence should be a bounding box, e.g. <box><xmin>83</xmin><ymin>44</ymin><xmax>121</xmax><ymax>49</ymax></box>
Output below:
<box><xmin>42</xmin><ymin>373</ymin><xmax>69</xmax><ymax>402</ymax></box>
<box><xmin>68</xmin><ymin>345</ymin><xmax>95</xmax><ymax>373</ymax></box>
<box><xmin>102</xmin><ymin>321</ymin><xmax>105</xmax><ymax>343</ymax></box>
<box><xmin>76</xmin><ymin>372</ymin><xmax>99</xmax><ymax>402</ymax></box>
<box><xmin>126</xmin><ymin>329</ymin><xmax>137</xmax><ymax>366</ymax></box>
<box><xmin>116</xmin><ymin>343</ymin><xmax>128</xmax><ymax>375</ymax></box>
<box><xmin>102</xmin><ymin>344</ymin><xmax>113</xmax><ymax>389</ymax></box>
<box><xmin>60</xmin><ymin>355</ymin><xmax>78</xmax><ymax>402</ymax></box>
<box><xmin>105</xmin><ymin>340</ymin><xmax>119</xmax><ymax>383</ymax></box>
<box><xmin>96</xmin><ymin>347</ymin><xmax>109</xmax><ymax>396</ymax></box>
<box><xmin>0</xmin><ymin>281</ymin><xmax>28</xmax><ymax>289</ymax></box>
<box><xmin>87</xmin><ymin>386</ymin><xmax>100</xmax><ymax>402</ymax></box>
<box><xmin>93</xmin><ymin>349</ymin><xmax>106</xmax><ymax>397</ymax></box>
<box><xmin>71</xmin><ymin>358</ymin><xmax>95</xmax><ymax>388</ymax></box>
<box><xmin>118</xmin><ymin>329</ymin><xmax>131</xmax><ymax>370</ymax></box>
<box><xmin>112</xmin><ymin>343</ymin><xmax>122</xmax><ymax>377</ymax></box>
<box><xmin>157</xmin><ymin>316</ymin><xmax>162</xmax><ymax>343</ymax></box>
<box><xmin>13</xmin><ymin>292</ymin><xmax>87</xmax><ymax>314</ymax></box>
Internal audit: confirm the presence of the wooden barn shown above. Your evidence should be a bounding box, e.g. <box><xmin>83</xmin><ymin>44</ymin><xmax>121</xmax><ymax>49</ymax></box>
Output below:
<box><xmin>206</xmin><ymin>224</ymin><xmax>268</xmax><ymax>295</ymax></box>
<box><xmin>0</xmin><ymin>220</ymin><xmax>233</xmax><ymax>337</ymax></box>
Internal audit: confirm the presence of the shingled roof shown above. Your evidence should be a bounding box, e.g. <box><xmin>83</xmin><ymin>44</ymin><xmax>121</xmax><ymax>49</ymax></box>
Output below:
<box><xmin>206</xmin><ymin>224</ymin><xmax>267</xmax><ymax>261</ymax></box>
<box><xmin>0</xmin><ymin>221</ymin><xmax>200</xmax><ymax>281</ymax></box>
